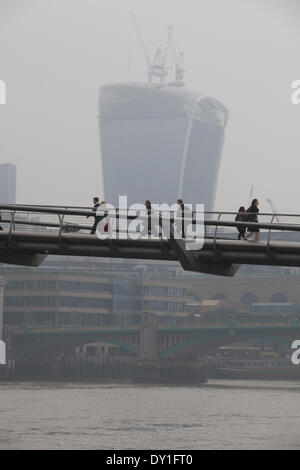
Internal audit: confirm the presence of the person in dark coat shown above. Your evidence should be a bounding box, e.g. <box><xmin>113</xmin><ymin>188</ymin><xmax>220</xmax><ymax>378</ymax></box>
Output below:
<box><xmin>145</xmin><ymin>200</ymin><xmax>163</xmax><ymax>237</ymax></box>
<box><xmin>87</xmin><ymin>197</ymin><xmax>107</xmax><ymax>235</ymax></box>
<box><xmin>235</xmin><ymin>206</ymin><xmax>246</xmax><ymax>240</ymax></box>
<box><xmin>176</xmin><ymin>198</ymin><xmax>186</xmax><ymax>238</ymax></box>
<box><xmin>243</xmin><ymin>199</ymin><xmax>260</xmax><ymax>241</ymax></box>
<box><xmin>145</xmin><ymin>200</ymin><xmax>152</xmax><ymax>236</ymax></box>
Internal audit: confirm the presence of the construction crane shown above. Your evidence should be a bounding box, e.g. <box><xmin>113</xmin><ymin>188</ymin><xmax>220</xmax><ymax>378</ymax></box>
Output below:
<box><xmin>152</xmin><ymin>46</ymin><xmax>168</xmax><ymax>84</ymax></box>
<box><xmin>130</xmin><ymin>10</ymin><xmax>167</xmax><ymax>83</ymax></box>
<box><xmin>161</xmin><ymin>26</ymin><xmax>185</xmax><ymax>85</ymax></box>
<box><xmin>175</xmin><ymin>51</ymin><xmax>185</xmax><ymax>85</ymax></box>
<box><xmin>129</xmin><ymin>11</ymin><xmax>154</xmax><ymax>82</ymax></box>
<box><xmin>129</xmin><ymin>11</ymin><xmax>185</xmax><ymax>86</ymax></box>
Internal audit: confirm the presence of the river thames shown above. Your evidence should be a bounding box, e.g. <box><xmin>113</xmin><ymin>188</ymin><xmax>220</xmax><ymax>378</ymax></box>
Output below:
<box><xmin>0</xmin><ymin>380</ymin><xmax>300</xmax><ymax>450</ymax></box>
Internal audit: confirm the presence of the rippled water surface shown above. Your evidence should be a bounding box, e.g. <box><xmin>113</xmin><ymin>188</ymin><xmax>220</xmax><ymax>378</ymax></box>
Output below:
<box><xmin>1</xmin><ymin>380</ymin><xmax>300</xmax><ymax>449</ymax></box>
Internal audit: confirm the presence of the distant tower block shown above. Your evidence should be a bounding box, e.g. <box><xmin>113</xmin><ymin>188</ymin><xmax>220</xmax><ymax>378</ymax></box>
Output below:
<box><xmin>98</xmin><ymin>83</ymin><xmax>228</xmax><ymax>210</ymax></box>
<box><xmin>0</xmin><ymin>164</ymin><xmax>16</xmax><ymax>204</ymax></box>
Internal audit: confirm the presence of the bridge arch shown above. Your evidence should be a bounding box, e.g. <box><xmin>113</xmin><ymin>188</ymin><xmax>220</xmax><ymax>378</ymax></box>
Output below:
<box><xmin>270</xmin><ymin>292</ymin><xmax>288</xmax><ymax>303</ymax></box>
<box><xmin>159</xmin><ymin>330</ymin><xmax>297</xmax><ymax>358</ymax></box>
<box><xmin>160</xmin><ymin>334</ymin><xmax>228</xmax><ymax>358</ymax></box>
<box><xmin>12</xmin><ymin>332</ymin><xmax>140</xmax><ymax>359</ymax></box>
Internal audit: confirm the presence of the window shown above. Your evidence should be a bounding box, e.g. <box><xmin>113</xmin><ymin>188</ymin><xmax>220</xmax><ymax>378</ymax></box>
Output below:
<box><xmin>29</xmin><ymin>312</ymin><xmax>55</xmax><ymax>325</ymax></box>
<box><xmin>241</xmin><ymin>293</ymin><xmax>258</xmax><ymax>305</ymax></box>
<box><xmin>147</xmin><ymin>286</ymin><xmax>165</xmax><ymax>296</ymax></box>
<box><xmin>167</xmin><ymin>302</ymin><xmax>184</xmax><ymax>312</ymax></box>
<box><xmin>59</xmin><ymin>281</ymin><xmax>81</xmax><ymax>291</ymax></box>
<box><xmin>59</xmin><ymin>312</ymin><xmax>73</xmax><ymax>325</ymax></box>
<box><xmin>81</xmin><ymin>313</ymin><xmax>102</xmax><ymax>326</ymax></box>
<box><xmin>25</xmin><ymin>296</ymin><xmax>56</xmax><ymax>307</ymax></box>
<box><xmin>147</xmin><ymin>301</ymin><xmax>165</xmax><ymax>311</ymax></box>
<box><xmin>59</xmin><ymin>297</ymin><xmax>80</xmax><ymax>307</ymax></box>
<box><xmin>81</xmin><ymin>298</ymin><xmax>103</xmax><ymax>309</ymax></box>
<box><xmin>3</xmin><ymin>312</ymin><xmax>23</xmax><ymax>325</ymax></box>
<box><xmin>36</xmin><ymin>281</ymin><xmax>57</xmax><ymax>290</ymax></box>
<box><xmin>7</xmin><ymin>281</ymin><xmax>25</xmax><ymax>290</ymax></box>
<box><xmin>167</xmin><ymin>287</ymin><xmax>184</xmax><ymax>296</ymax></box>
<box><xmin>4</xmin><ymin>297</ymin><xmax>24</xmax><ymax>307</ymax></box>
<box><xmin>81</xmin><ymin>282</ymin><xmax>102</xmax><ymax>292</ymax></box>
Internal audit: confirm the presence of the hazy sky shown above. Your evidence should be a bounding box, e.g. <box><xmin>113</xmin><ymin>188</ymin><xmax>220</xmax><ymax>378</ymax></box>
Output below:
<box><xmin>0</xmin><ymin>0</ymin><xmax>299</xmax><ymax>213</ymax></box>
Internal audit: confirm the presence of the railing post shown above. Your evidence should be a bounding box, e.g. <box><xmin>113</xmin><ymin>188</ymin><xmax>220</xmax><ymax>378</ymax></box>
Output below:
<box><xmin>58</xmin><ymin>214</ymin><xmax>65</xmax><ymax>245</ymax></box>
<box><xmin>8</xmin><ymin>210</ymin><xmax>16</xmax><ymax>247</ymax></box>
<box><xmin>267</xmin><ymin>214</ymin><xmax>275</xmax><ymax>249</ymax></box>
<box><xmin>213</xmin><ymin>212</ymin><xmax>223</xmax><ymax>253</ymax></box>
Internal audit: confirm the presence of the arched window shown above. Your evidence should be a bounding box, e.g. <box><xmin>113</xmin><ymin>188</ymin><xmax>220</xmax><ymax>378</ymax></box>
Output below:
<box><xmin>270</xmin><ymin>292</ymin><xmax>287</xmax><ymax>303</ymax></box>
<box><xmin>213</xmin><ymin>293</ymin><xmax>228</xmax><ymax>301</ymax></box>
<box><xmin>241</xmin><ymin>293</ymin><xmax>258</xmax><ymax>305</ymax></box>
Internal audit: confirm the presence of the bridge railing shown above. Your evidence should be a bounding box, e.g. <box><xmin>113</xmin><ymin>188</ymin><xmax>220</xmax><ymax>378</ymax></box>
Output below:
<box><xmin>1</xmin><ymin>204</ymin><xmax>300</xmax><ymax>244</ymax></box>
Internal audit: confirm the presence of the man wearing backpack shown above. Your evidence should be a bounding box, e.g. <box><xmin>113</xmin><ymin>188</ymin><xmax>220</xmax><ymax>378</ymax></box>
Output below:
<box><xmin>235</xmin><ymin>206</ymin><xmax>247</xmax><ymax>240</ymax></box>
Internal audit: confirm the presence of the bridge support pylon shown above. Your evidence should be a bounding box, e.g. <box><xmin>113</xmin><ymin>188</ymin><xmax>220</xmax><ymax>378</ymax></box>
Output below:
<box><xmin>139</xmin><ymin>312</ymin><xmax>158</xmax><ymax>360</ymax></box>
<box><xmin>133</xmin><ymin>312</ymin><xmax>161</xmax><ymax>382</ymax></box>
<box><xmin>134</xmin><ymin>312</ymin><xmax>207</xmax><ymax>383</ymax></box>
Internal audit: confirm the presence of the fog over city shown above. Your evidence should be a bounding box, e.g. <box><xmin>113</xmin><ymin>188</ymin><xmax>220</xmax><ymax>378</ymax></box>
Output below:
<box><xmin>0</xmin><ymin>0</ymin><xmax>299</xmax><ymax>213</ymax></box>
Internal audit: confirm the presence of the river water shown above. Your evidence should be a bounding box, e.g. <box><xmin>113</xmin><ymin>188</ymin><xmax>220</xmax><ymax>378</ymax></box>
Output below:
<box><xmin>0</xmin><ymin>380</ymin><xmax>300</xmax><ymax>450</ymax></box>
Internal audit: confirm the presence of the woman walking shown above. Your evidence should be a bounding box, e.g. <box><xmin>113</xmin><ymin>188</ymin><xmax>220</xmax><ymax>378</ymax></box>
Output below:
<box><xmin>243</xmin><ymin>199</ymin><xmax>260</xmax><ymax>241</ymax></box>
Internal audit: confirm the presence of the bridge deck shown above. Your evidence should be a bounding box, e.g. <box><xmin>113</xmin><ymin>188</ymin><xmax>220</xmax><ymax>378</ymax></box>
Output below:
<box><xmin>1</xmin><ymin>203</ymin><xmax>300</xmax><ymax>276</ymax></box>
<box><xmin>1</xmin><ymin>230</ymin><xmax>300</xmax><ymax>276</ymax></box>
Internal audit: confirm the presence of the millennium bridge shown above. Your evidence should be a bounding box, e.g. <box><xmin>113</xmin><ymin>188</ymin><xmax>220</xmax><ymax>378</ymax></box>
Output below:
<box><xmin>1</xmin><ymin>204</ymin><xmax>300</xmax><ymax>276</ymax></box>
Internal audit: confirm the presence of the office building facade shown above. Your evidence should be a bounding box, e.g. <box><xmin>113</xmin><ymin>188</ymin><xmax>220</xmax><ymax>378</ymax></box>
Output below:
<box><xmin>98</xmin><ymin>82</ymin><xmax>228</xmax><ymax>210</ymax></box>
<box><xmin>0</xmin><ymin>163</ymin><xmax>16</xmax><ymax>204</ymax></box>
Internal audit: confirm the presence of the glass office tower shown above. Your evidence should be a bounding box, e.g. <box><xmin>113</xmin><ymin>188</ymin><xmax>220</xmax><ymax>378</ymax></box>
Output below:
<box><xmin>98</xmin><ymin>82</ymin><xmax>228</xmax><ymax>210</ymax></box>
<box><xmin>0</xmin><ymin>163</ymin><xmax>16</xmax><ymax>204</ymax></box>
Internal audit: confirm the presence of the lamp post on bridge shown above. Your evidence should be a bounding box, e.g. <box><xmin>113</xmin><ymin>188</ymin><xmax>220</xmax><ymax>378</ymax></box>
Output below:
<box><xmin>0</xmin><ymin>276</ymin><xmax>6</xmax><ymax>342</ymax></box>
<box><xmin>0</xmin><ymin>276</ymin><xmax>7</xmax><ymax>366</ymax></box>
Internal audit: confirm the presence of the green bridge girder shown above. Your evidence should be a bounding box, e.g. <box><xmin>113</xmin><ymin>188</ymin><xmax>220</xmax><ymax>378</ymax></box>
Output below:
<box><xmin>9</xmin><ymin>321</ymin><xmax>300</xmax><ymax>359</ymax></box>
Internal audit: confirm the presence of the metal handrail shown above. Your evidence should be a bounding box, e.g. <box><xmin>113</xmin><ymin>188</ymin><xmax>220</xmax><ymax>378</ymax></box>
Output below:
<box><xmin>0</xmin><ymin>204</ymin><xmax>300</xmax><ymax>236</ymax></box>
<box><xmin>0</xmin><ymin>203</ymin><xmax>300</xmax><ymax>219</ymax></box>
<box><xmin>0</xmin><ymin>216</ymin><xmax>298</xmax><ymax>234</ymax></box>
<box><xmin>8</xmin><ymin>211</ymin><xmax>15</xmax><ymax>246</ymax></box>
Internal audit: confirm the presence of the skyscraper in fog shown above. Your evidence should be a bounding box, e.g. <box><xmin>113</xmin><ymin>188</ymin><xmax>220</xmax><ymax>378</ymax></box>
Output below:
<box><xmin>98</xmin><ymin>82</ymin><xmax>228</xmax><ymax>210</ymax></box>
<box><xmin>0</xmin><ymin>163</ymin><xmax>16</xmax><ymax>204</ymax></box>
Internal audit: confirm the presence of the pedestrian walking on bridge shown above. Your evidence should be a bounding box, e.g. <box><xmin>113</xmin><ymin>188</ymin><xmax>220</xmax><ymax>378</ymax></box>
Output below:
<box><xmin>243</xmin><ymin>199</ymin><xmax>260</xmax><ymax>241</ymax></box>
<box><xmin>235</xmin><ymin>206</ymin><xmax>246</xmax><ymax>240</ymax></box>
